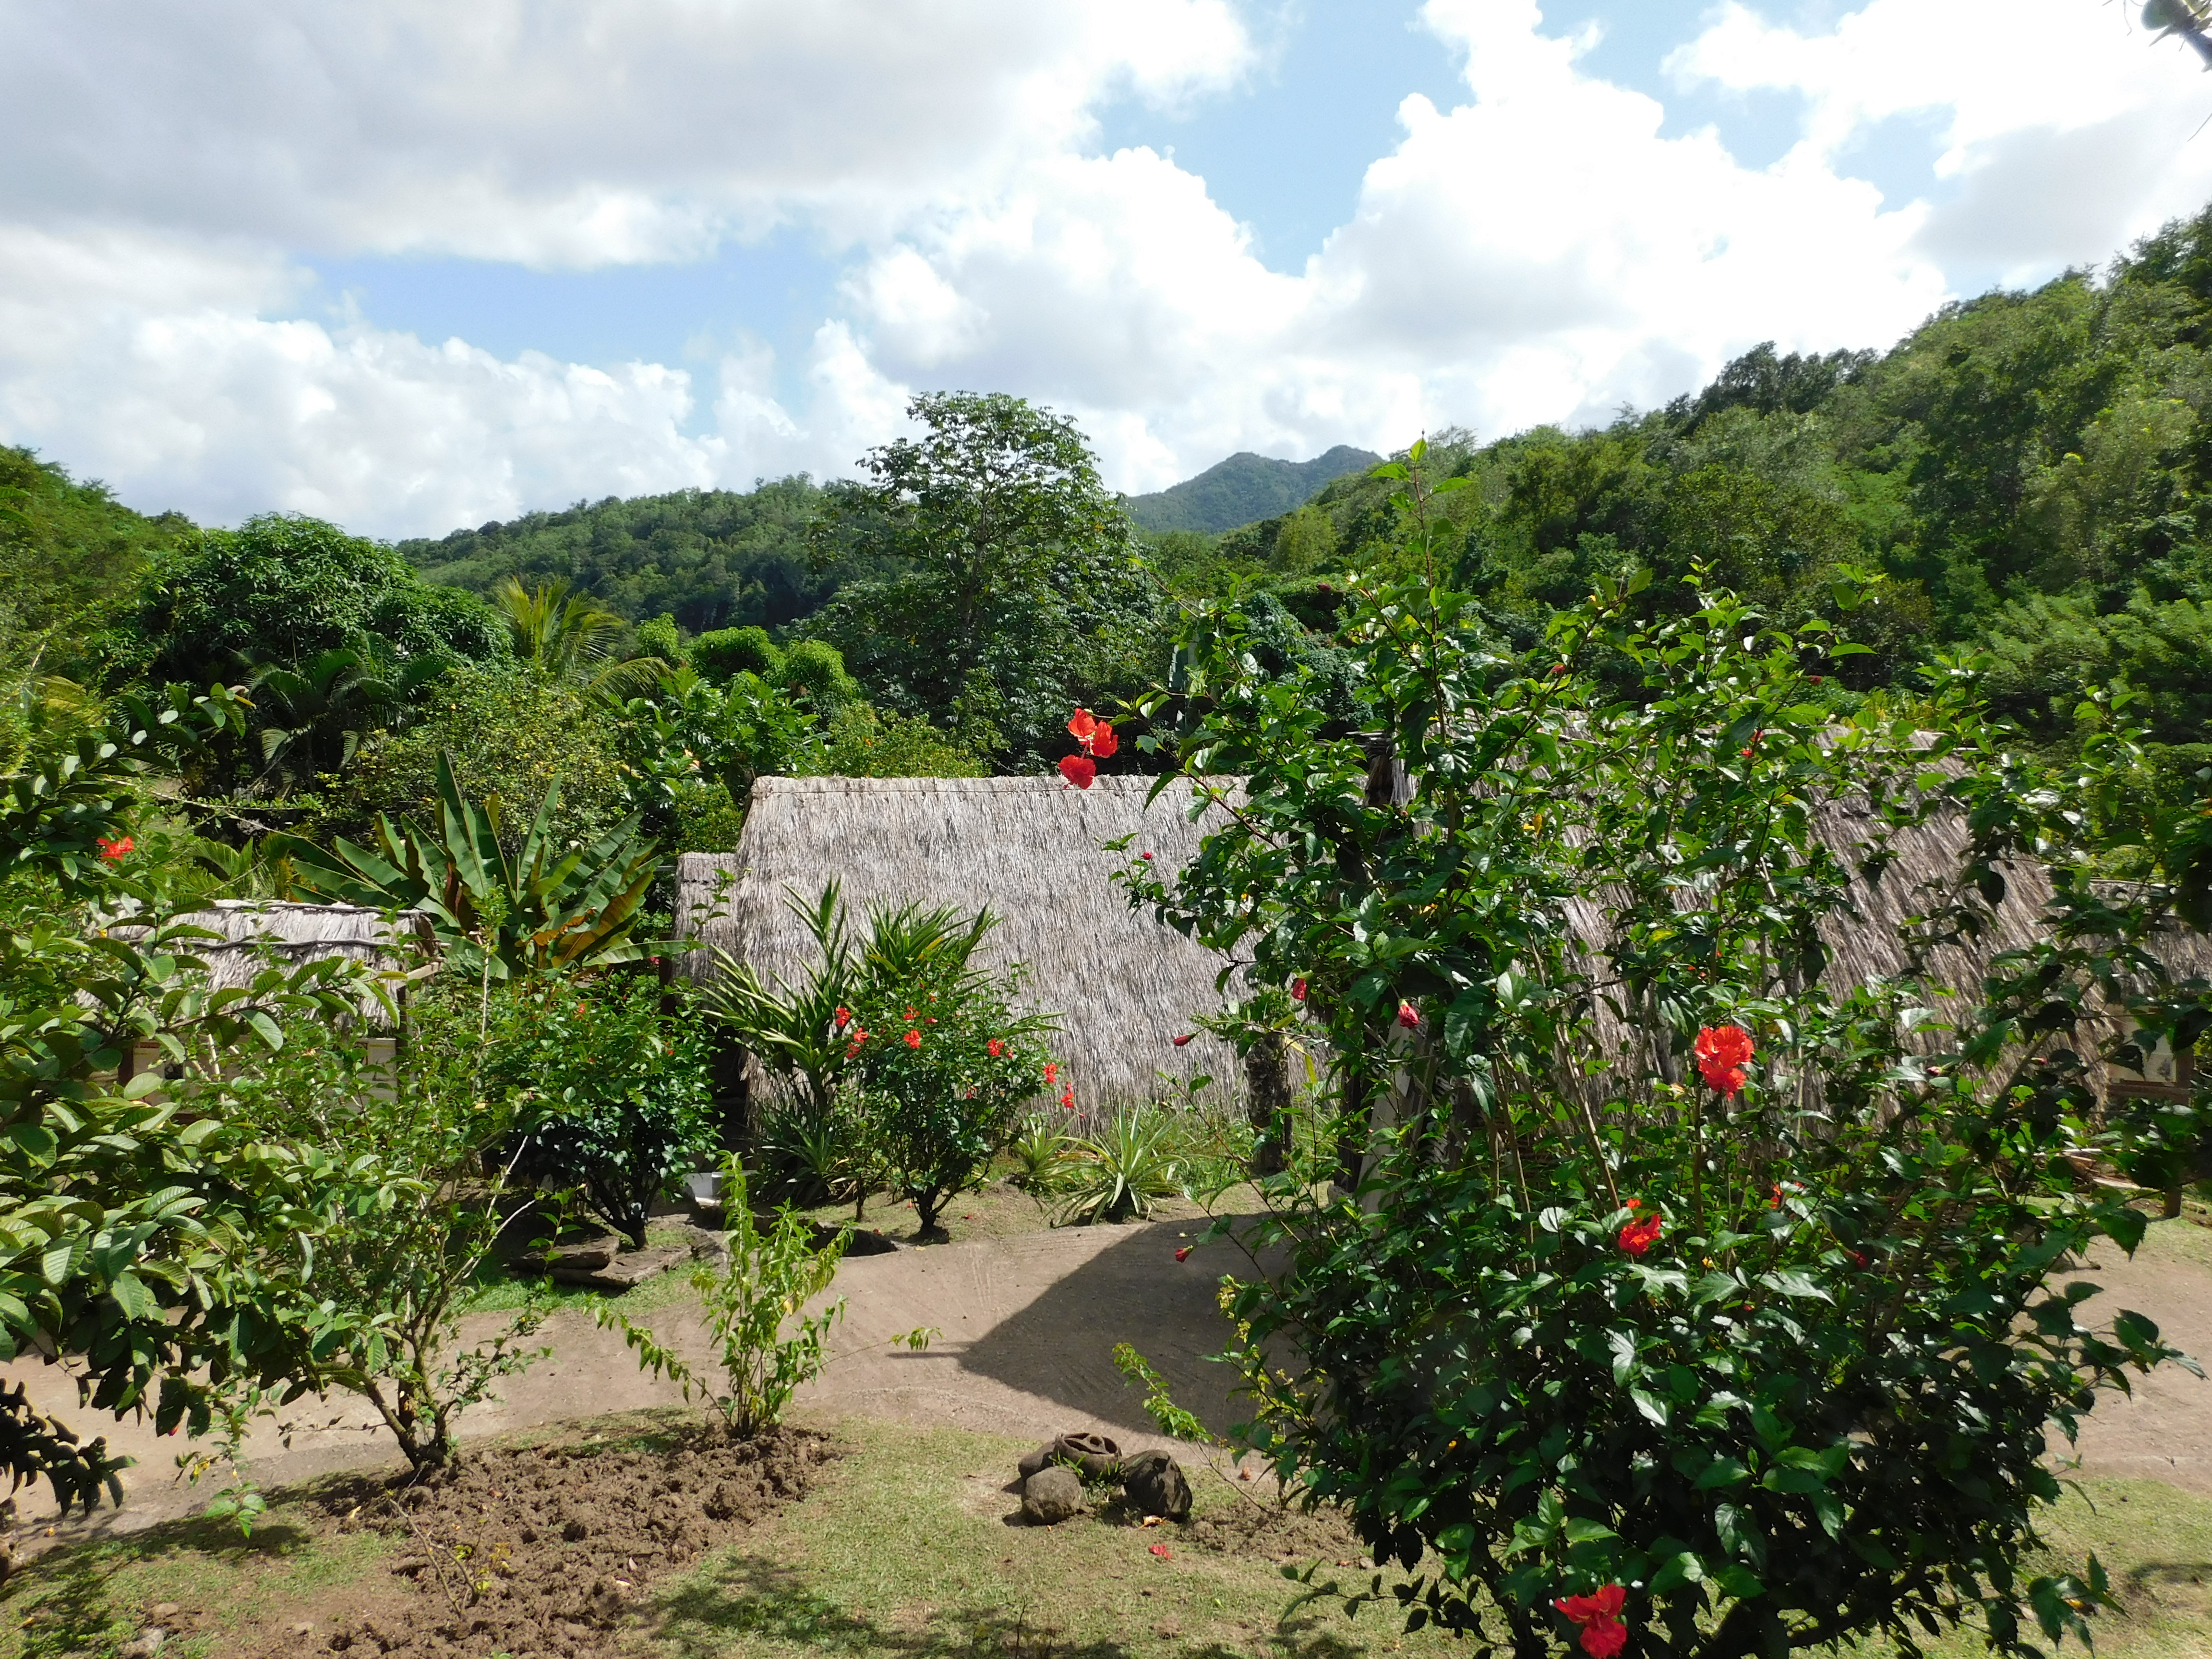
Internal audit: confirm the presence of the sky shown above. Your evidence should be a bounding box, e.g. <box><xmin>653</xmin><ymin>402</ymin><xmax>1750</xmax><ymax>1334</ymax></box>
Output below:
<box><xmin>4</xmin><ymin>0</ymin><xmax>2212</xmax><ymax>540</ymax></box>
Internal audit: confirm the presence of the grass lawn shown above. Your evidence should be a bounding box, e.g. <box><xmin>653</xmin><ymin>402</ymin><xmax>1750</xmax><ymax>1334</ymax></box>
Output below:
<box><xmin>8</xmin><ymin>1415</ymin><xmax>2206</xmax><ymax>1659</ymax></box>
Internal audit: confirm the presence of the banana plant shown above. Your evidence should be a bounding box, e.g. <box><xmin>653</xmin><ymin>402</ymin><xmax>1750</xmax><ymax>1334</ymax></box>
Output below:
<box><xmin>280</xmin><ymin>751</ymin><xmax>659</xmax><ymax>980</ymax></box>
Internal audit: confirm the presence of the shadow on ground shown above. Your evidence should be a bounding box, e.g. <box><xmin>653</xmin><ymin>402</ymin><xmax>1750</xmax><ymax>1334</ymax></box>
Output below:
<box><xmin>944</xmin><ymin>1218</ymin><xmax>1257</xmax><ymax>1443</ymax></box>
<box><xmin>648</xmin><ymin>1552</ymin><xmax>1372</xmax><ymax>1659</ymax></box>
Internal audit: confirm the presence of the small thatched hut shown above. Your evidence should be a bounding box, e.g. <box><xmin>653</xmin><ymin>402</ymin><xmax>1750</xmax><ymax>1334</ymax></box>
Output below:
<box><xmin>674</xmin><ymin>777</ymin><xmax>1240</xmax><ymax>1110</ymax></box>
<box><xmin>113</xmin><ymin>901</ymin><xmax>423</xmax><ymax>1079</ymax></box>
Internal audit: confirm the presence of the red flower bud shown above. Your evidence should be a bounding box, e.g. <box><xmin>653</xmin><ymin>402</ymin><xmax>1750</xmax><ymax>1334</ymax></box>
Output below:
<box><xmin>1172</xmin><ymin>1033</ymin><xmax>1193</xmax><ymax>1046</ymax></box>
<box><xmin>1291</xmin><ymin>977</ymin><xmax>1308</xmax><ymax>1001</ymax></box>
<box><xmin>1175</xmin><ymin>1247</ymin><xmax>1191</xmax><ymax>1262</ymax></box>
<box><xmin>1396</xmin><ymin>1001</ymin><xmax>1419</xmax><ymax>1029</ymax></box>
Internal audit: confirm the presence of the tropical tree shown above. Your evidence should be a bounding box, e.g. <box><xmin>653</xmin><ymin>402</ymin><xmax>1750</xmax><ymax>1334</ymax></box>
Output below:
<box><xmin>805</xmin><ymin>392</ymin><xmax>1162</xmax><ymax>767</ymax></box>
<box><xmin>280</xmin><ymin>752</ymin><xmax>658</xmax><ymax>981</ymax></box>
<box><xmin>490</xmin><ymin>574</ymin><xmax>628</xmax><ymax>679</ymax></box>
<box><xmin>247</xmin><ymin>645</ymin><xmax>450</xmax><ymax>792</ymax></box>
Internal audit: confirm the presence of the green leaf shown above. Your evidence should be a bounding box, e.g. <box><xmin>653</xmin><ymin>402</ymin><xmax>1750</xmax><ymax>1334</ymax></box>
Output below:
<box><xmin>108</xmin><ymin>1271</ymin><xmax>157</xmax><ymax>1321</ymax></box>
<box><xmin>1649</xmin><ymin>1551</ymin><xmax>1707</xmax><ymax>1594</ymax></box>
<box><xmin>1694</xmin><ymin>1456</ymin><xmax>1750</xmax><ymax>1491</ymax></box>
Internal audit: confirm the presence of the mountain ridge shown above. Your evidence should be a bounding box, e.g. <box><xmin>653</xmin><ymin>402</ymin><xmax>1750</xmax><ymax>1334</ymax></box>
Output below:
<box><xmin>1125</xmin><ymin>444</ymin><xmax>1381</xmax><ymax>535</ymax></box>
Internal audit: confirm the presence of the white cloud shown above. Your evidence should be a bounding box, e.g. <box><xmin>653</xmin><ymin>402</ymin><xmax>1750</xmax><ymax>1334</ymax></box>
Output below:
<box><xmin>0</xmin><ymin>0</ymin><xmax>1255</xmax><ymax>267</ymax></box>
<box><xmin>6</xmin><ymin>0</ymin><xmax>2212</xmax><ymax>532</ymax></box>
<box><xmin>1669</xmin><ymin>0</ymin><xmax>2212</xmax><ymax>280</ymax></box>
<box><xmin>0</xmin><ymin>224</ymin><xmax>727</xmax><ymax>532</ymax></box>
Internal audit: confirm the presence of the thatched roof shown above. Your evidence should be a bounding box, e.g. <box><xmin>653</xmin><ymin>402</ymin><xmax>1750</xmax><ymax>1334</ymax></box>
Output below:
<box><xmin>675</xmin><ymin>777</ymin><xmax>1240</xmax><ymax>1109</ymax></box>
<box><xmin>119</xmin><ymin>901</ymin><xmax>422</xmax><ymax>1017</ymax></box>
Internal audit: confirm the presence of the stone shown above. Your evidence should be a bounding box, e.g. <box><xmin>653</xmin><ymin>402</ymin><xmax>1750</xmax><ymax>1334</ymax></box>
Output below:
<box><xmin>150</xmin><ymin>1605</ymin><xmax>180</xmax><ymax>1620</ymax></box>
<box><xmin>1121</xmin><ymin>1450</ymin><xmax>1192</xmax><ymax>1521</ymax></box>
<box><xmin>1021</xmin><ymin>1465</ymin><xmax>1084</xmax><ymax>1526</ymax></box>
<box><xmin>552</xmin><ymin>1243</ymin><xmax>688</xmax><ymax>1291</ymax></box>
<box><xmin>115</xmin><ymin>1631</ymin><xmax>166</xmax><ymax>1659</ymax></box>
<box><xmin>544</xmin><ymin>1234</ymin><xmax>621</xmax><ymax>1273</ymax></box>
<box><xmin>1017</xmin><ymin>1431</ymin><xmax>1120</xmax><ymax>1481</ymax></box>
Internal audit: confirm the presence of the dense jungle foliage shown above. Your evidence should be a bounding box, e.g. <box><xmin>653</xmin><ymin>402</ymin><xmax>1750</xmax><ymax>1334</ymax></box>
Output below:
<box><xmin>12</xmin><ymin>202</ymin><xmax>2212</xmax><ymax>863</ymax></box>
<box><xmin>1158</xmin><ymin>204</ymin><xmax>2212</xmax><ymax>792</ymax></box>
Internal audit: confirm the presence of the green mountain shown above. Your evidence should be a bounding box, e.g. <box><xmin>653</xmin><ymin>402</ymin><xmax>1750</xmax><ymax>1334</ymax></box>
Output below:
<box><xmin>1124</xmin><ymin>444</ymin><xmax>1381</xmax><ymax>534</ymax></box>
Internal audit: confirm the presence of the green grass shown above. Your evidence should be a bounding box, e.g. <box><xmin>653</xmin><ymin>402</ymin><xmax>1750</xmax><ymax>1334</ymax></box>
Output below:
<box><xmin>0</xmin><ymin>1504</ymin><xmax>393</xmax><ymax>1659</ymax></box>
<box><xmin>643</xmin><ymin>1415</ymin><xmax>1444</xmax><ymax>1659</ymax></box>
<box><xmin>461</xmin><ymin>1216</ymin><xmax>716</xmax><ymax>1315</ymax></box>
<box><xmin>1835</xmin><ymin>1477</ymin><xmax>2212</xmax><ymax>1659</ymax></box>
<box><xmin>4</xmin><ymin>1416</ymin><xmax>2208</xmax><ymax>1659</ymax></box>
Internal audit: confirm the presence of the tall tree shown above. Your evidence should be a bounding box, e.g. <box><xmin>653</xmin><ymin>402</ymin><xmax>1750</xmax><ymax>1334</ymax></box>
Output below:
<box><xmin>805</xmin><ymin>392</ymin><xmax>1160</xmax><ymax>768</ymax></box>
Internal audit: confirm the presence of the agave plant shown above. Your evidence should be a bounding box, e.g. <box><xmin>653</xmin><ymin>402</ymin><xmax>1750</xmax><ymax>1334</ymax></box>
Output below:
<box><xmin>1054</xmin><ymin>1107</ymin><xmax>1181</xmax><ymax>1226</ymax></box>
<box><xmin>279</xmin><ymin>751</ymin><xmax>657</xmax><ymax>980</ymax></box>
<box><xmin>1004</xmin><ymin>1113</ymin><xmax>1075</xmax><ymax>1195</ymax></box>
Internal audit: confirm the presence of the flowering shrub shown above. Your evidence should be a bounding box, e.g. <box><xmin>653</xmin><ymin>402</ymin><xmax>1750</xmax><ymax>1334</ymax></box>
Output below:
<box><xmin>1118</xmin><ymin>446</ymin><xmax>2200</xmax><ymax>1656</ymax></box>
<box><xmin>837</xmin><ymin>899</ymin><xmax>1058</xmax><ymax>1233</ymax></box>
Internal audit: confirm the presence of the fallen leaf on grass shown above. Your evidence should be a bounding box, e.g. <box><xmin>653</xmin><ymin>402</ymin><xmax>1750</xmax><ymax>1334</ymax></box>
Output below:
<box><xmin>1141</xmin><ymin>1515</ymin><xmax>1163</xmax><ymax>1527</ymax></box>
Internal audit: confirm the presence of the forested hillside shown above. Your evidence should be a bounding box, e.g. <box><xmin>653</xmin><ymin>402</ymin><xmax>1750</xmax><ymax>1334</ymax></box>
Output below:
<box><xmin>397</xmin><ymin>478</ymin><xmax>846</xmax><ymax>633</ymax></box>
<box><xmin>1123</xmin><ymin>443</ymin><xmax>1379</xmax><ymax>533</ymax></box>
<box><xmin>1155</xmin><ymin>203</ymin><xmax>2212</xmax><ymax>779</ymax></box>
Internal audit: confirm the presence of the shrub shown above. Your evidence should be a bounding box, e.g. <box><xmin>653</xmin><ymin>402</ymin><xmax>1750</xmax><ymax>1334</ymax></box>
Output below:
<box><xmin>492</xmin><ymin>974</ymin><xmax>717</xmax><ymax>1249</ymax></box>
<box><xmin>1004</xmin><ymin>1113</ymin><xmax>1076</xmax><ymax>1194</ymax></box>
<box><xmin>693</xmin><ymin>625</ymin><xmax>781</xmax><ymax>683</ymax></box>
<box><xmin>781</xmin><ymin>638</ymin><xmax>860</xmax><ymax>709</ymax></box>
<box><xmin>313</xmin><ymin>664</ymin><xmax>628</xmax><ymax>854</ymax></box>
<box><xmin>630</xmin><ymin>611</ymin><xmax>686</xmax><ymax>668</ymax></box>
<box><xmin>818</xmin><ymin>701</ymin><xmax>987</xmax><ymax>778</ymax></box>
<box><xmin>1119</xmin><ymin>446</ymin><xmax>2199</xmax><ymax>1657</ymax></box>
<box><xmin>602</xmin><ymin>1157</ymin><xmax>847</xmax><ymax>1437</ymax></box>
<box><xmin>1054</xmin><ymin>1107</ymin><xmax>1180</xmax><ymax>1225</ymax></box>
<box><xmin>217</xmin><ymin>975</ymin><xmax>553</xmax><ymax>1473</ymax></box>
<box><xmin>842</xmin><ymin>900</ymin><xmax>1058</xmax><ymax>1233</ymax></box>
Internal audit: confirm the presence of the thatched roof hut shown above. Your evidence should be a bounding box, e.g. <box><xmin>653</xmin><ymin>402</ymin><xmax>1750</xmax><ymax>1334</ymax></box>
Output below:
<box><xmin>151</xmin><ymin>900</ymin><xmax>424</xmax><ymax>996</ymax></box>
<box><xmin>674</xmin><ymin>777</ymin><xmax>1240</xmax><ymax>1109</ymax></box>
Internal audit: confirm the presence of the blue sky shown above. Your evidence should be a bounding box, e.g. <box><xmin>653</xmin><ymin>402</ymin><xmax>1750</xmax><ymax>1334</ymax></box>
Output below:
<box><xmin>3</xmin><ymin>0</ymin><xmax>2209</xmax><ymax>535</ymax></box>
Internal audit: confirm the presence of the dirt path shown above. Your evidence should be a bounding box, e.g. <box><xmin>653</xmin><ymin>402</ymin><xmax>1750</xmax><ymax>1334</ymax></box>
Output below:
<box><xmin>7</xmin><ymin>1212</ymin><xmax>2209</xmax><ymax>1543</ymax></box>
<box><xmin>1</xmin><ymin>1215</ymin><xmax>1241</xmax><ymax>1537</ymax></box>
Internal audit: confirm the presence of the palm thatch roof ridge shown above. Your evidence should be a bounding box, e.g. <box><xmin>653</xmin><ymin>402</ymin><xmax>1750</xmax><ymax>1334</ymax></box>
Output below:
<box><xmin>133</xmin><ymin>900</ymin><xmax>421</xmax><ymax>998</ymax></box>
<box><xmin>675</xmin><ymin>776</ymin><xmax>1240</xmax><ymax>1110</ymax></box>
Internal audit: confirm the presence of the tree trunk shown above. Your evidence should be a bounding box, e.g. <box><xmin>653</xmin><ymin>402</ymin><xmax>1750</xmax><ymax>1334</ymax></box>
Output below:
<box><xmin>1245</xmin><ymin>1030</ymin><xmax>1293</xmax><ymax>1176</ymax></box>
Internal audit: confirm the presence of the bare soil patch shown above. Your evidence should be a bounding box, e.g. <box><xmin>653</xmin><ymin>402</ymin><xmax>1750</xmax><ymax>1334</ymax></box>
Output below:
<box><xmin>226</xmin><ymin>1423</ymin><xmax>831</xmax><ymax>1659</ymax></box>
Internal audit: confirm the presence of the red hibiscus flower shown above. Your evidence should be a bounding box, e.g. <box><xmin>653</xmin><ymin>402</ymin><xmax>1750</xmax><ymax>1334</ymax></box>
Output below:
<box><xmin>1044</xmin><ymin>1062</ymin><xmax>1057</xmax><ymax>1084</ymax></box>
<box><xmin>834</xmin><ymin>1007</ymin><xmax>851</xmax><ymax>1029</ymax></box>
<box><xmin>1554</xmin><ymin>1585</ymin><xmax>1628</xmax><ymax>1658</ymax></box>
<box><xmin>1172</xmin><ymin>1033</ymin><xmax>1193</xmax><ymax>1046</ymax></box>
<box><xmin>1292</xmin><ymin>977</ymin><xmax>1308</xmax><ymax>1001</ymax></box>
<box><xmin>1059</xmin><ymin>1088</ymin><xmax>1075</xmax><ymax>1110</ymax></box>
<box><xmin>96</xmin><ymin>835</ymin><xmax>133</xmax><ymax>862</ymax></box>
<box><xmin>1058</xmin><ymin>754</ymin><xmax>1097</xmax><ymax>790</ymax></box>
<box><xmin>904</xmin><ymin>1029</ymin><xmax>922</xmax><ymax>1049</ymax></box>
<box><xmin>1694</xmin><ymin>1024</ymin><xmax>1754</xmax><ymax>1097</ymax></box>
<box><xmin>987</xmin><ymin>1038</ymin><xmax>1003</xmax><ymax>1058</ymax></box>
<box><xmin>1618</xmin><ymin>1212</ymin><xmax>1663</xmax><ymax>1256</ymax></box>
<box><xmin>1396</xmin><ymin>1001</ymin><xmax>1419</xmax><ymax>1029</ymax></box>
<box><xmin>1069</xmin><ymin>708</ymin><xmax>1099</xmax><ymax>743</ymax></box>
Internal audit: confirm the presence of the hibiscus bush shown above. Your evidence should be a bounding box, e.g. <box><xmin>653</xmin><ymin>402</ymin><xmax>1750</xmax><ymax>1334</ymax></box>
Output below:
<box><xmin>1121</xmin><ymin>446</ymin><xmax>2203</xmax><ymax>1658</ymax></box>
<box><xmin>841</xmin><ymin>900</ymin><xmax>1058</xmax><ymax>1233</ymax></box>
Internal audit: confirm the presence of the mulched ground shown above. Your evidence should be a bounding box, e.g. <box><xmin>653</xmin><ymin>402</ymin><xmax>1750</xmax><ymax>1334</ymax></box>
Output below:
<box><xmin>231</xmin><ymin>1423</ymin><xmax>830</xmax><ymax>1658</ymax></box>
